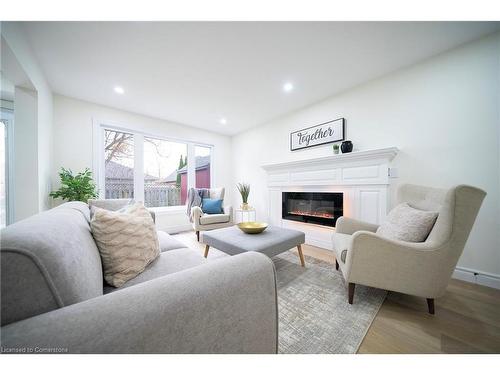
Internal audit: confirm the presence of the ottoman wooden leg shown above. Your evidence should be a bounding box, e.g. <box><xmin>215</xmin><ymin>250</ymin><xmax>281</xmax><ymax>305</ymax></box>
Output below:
<box><xmin>297</xmin><ymin>245</ymin><xmax>305</xmax><ymax>267</ymax></box>
<box><xmin>335</xmin><ymin>259</ymin><xmax>339</xmax><ymax>270</ymax></box>
<box><xmin>204</xmin><ymin>245</ymin><xmax>210</xmax><ymax>258</ymax></box>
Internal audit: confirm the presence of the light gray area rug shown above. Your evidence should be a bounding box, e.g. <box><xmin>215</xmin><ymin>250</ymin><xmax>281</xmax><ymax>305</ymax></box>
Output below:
<box><xmin>274</xmin><ymin>252</ymin><xmax>387</xmax><ymax>354</ymax></box>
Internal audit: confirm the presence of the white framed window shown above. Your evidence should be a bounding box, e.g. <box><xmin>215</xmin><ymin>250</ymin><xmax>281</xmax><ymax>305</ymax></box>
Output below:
<box><xmin>93</xmin><ymin>121</ymin><xmax>214</xmax><ymax>208</ymax></box>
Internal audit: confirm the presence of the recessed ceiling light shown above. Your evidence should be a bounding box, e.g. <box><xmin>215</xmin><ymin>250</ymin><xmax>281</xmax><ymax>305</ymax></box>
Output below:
<box><xmin>220</xmin><ymin>118</ymin><xmax>227</xmax><ymax>125</ymax></box>
<box><xmin>114</xmin><ymin>86</ymin><xmax>125</xmax><ymax>94</ymax></box>
<box><xmin>283</xmin><ymin>82</ymin><xmax>294</xmax><ymax>93</ymax></box>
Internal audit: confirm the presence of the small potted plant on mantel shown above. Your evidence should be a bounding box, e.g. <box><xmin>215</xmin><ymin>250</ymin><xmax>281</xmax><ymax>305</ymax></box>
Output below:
<box><xmin>237</xmin><ymin>182</ymin><xmax>251</xmax><ymax>210</ymax></box>
<box><xmin>333</xmin><ymin>143</ymin><xmax>340</xmax><ymax>155</ymax></box>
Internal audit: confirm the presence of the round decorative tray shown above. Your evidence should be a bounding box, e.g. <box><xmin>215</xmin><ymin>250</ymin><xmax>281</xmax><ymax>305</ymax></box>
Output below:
<box><xmin>237</xmin><ymin>221</ymin><xmax>268</xmax><ymax>234</ymax></box>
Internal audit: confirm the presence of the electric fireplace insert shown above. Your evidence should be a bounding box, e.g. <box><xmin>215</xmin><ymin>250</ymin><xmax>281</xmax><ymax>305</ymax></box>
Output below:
<box><xmin>282</xmin><ymin>192</ymin><xmax>343</xmax><ymax>227</ymax></box>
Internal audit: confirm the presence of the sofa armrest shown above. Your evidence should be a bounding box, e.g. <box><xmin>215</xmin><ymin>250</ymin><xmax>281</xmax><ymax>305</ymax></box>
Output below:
<box><xmin>191</xmin><ymin>206</ymin><xmax>203</xmax><ymax>228</ymax></box>
<box><xmin>0</xmin><ymin>252</ymin><xmax>278</xmax><ymax>354</ymax></box>
<box><xmin>335</xmin><ymin>216</ymin><xmax>379</xmax><ymax>235</ymax></box>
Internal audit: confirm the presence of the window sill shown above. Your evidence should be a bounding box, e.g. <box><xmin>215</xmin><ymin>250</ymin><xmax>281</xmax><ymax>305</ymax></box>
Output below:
<box><xmin>148</xmin><ymin>206</ymin><xmax>186</xmax><ymax>215</ymax></box>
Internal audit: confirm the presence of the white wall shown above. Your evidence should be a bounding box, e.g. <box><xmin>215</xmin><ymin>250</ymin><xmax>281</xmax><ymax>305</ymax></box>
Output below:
<box><xmin>1</xmin><ymin>22</ymin><xmax>54</xmax><ymax>216</ymax></box>
<box><xmin>12</xmin><ymin>87</ymin><xmax>38</xmax><ymax>221</ymax></box>
<box><xmin>232</xmin><ymin>32</ymin><xmax>500</xmax><ymax>278</ymax></box>
<box><xmin>52</xmin><ymin>95</ymin><xmax>233</xmax><ymax>232</ymax></box>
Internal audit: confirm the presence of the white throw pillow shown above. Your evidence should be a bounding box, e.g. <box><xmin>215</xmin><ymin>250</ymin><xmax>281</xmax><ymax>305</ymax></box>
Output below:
<box><xmin>91</xmin><ymin>202</ymin><xmax>160</xmax><ymax>287</ymax></box>
<box><xmin>376</xmin><ymin>203</ymin><xmax>438</xmax><ymax>242</ymax></box>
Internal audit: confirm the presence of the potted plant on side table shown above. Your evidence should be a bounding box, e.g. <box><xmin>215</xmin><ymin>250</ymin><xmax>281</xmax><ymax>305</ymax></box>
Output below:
<box><xmin>237</xmin><ymin>182</ymin><xmax>251</xmax><ymax>210</ymax></box>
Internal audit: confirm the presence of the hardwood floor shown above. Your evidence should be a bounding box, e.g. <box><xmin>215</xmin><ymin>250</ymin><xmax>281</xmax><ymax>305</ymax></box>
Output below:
<box><xmin>172</xmin><ymin>231</ymin><xmax>500</xmax><ymax>354</ymax></box>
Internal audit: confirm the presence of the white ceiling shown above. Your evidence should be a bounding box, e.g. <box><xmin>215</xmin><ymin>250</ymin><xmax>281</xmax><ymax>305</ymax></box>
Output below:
<box><xmin>21</xmin><ymin>21</ymin><xmax>499</xmax><ymax>135</ymax></box>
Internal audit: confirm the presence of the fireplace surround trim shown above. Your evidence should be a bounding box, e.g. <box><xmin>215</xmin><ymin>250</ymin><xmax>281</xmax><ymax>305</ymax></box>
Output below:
<box><xmin>262</xmin><ymin>147</ymin><xmax>398</xmax><ymax>250</ymax></box>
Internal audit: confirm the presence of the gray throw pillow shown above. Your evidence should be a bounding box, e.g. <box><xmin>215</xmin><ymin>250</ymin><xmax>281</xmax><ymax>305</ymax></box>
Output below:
<box><xmin>376</xmin><ymin>203</ymin><xmax>438</xmax><ymax>242</ymax></box>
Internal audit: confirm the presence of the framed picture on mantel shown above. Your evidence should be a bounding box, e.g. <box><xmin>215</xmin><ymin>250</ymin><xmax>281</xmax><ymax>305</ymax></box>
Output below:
<box><xmin>290</xmin><ymin>118</ymin><xmax>345</xmax><ymax>151</ymax></box>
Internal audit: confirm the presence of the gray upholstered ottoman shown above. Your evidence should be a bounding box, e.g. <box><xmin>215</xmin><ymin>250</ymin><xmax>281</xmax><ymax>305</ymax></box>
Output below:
<box><xmin>201</xmin><ymin>225</ymin><xmax>306</xmax><ymax>266</ymax></box>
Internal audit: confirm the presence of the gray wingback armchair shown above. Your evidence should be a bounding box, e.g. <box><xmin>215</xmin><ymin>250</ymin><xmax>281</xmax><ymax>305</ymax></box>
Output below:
<box><xmin>189</xmin><ymin>188</ymin><xmax>233</xmax><ymax>241</ymax></box>
<box><xmin>332</xmin><ymin>184</ymin><xmax>486</xmax><ymax>314</ymax></box>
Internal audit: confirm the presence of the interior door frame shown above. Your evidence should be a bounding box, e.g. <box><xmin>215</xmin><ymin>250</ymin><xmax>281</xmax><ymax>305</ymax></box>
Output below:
<box><xmin>1</xmin><ymin>109</ymin><xmax>15</xmax><ymax>226</ymax></box>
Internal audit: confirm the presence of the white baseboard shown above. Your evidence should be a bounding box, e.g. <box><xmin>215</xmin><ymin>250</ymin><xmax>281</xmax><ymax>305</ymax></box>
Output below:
<box><xmin>452</xmin><ymin>267</ymin><xmax>500</xmax><ymax>290</ymax></box>
<box><xmin>159</xmin><ymin>224</ymin><xmax>193</xmax><ymax>234</ymax></box>
<box><xmin>306</xmin><ymin>237</ymin><xmax>334</xmax><ymax>251</ymax></box>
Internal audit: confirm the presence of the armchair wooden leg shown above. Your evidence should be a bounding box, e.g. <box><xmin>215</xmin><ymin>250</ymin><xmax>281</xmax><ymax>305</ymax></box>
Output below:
<box><xmin>348</xmin><ymin>283</ymin><xmax>355</xmax><ymax>304</ymax></box>
<box><xmin>335</xmin><ymin>259</ymin><xmax>339</xmax><ymax>270</ymax></box>
<box><xmin>196</xmin><ymin>231</ymin><xmax>200</xmax><ymax>242</ymax></box>
<box><xmin>204</xmin><ymin>245</ymin><xmax>210</xmax><ymax>258</ymax></box>
<box><xmin>297</xmin><ymin>245</ymin><xmax>305</xmax><ymax>267</ymax></box>
<box><xmin>426</xmin><ymin>298</ymin><xmax>435</xmax><ymax>315</ymax></box>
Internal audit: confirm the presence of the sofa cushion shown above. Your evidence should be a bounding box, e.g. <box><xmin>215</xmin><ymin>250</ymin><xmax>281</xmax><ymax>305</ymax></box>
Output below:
<box><xmin>199</xmin><ymin>213</ymin><xmax>231</xmax><ymax>225</ymax></box>
<box><xmin>333</xmin><ymin>232</ymin><xmax>351</xmax><ymax>264</ymax></box>
<box><xmin>104</xmin><ymin>248</ymin><xmax>207</xmax><ymax>293</ymax></box>
<box><xmin>376</xmin><ymin>202</ymin><xmax>438</xmax><ymax>242</ymax></box>
<box><xmin>91</xmin><ymin>203</ymin><xmax>160</xmax><ymax>288</ymax></box>
<box><xmin>157</xmin><ymin>231</ymin><xmax>187</xmax><ymax>252</ymax></box>
<box><xmin>88</xmin><ymin>199</ymin><xmax>156</xmax><ymax>223</ymax></box>
<box><xmin>1</xmin><ymin>202</ymin><xmax>103</xmax><ymax>326</ymax></box>
<box><xmin>88</xmin><ymin>198</ymin><xmax>134</xmax><ymax>212</ymax></box>
<box><xmin>209</xmin><ymin>187</ymin><xmax>225</xmax><ymax>200</ymax></box>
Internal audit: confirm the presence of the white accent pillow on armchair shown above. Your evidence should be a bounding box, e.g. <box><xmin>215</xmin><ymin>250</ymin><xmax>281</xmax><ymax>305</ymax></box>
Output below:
<box><xmin>376</xmin><ymin>203</ymin><xmax>438</xmax><ymax>242</ymax></box>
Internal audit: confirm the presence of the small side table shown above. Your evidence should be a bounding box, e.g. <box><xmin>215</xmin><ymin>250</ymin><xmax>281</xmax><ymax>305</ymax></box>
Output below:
<box><xmin>235</xmin><ymin>207</ymin><xmax>257</xmax><ymax>224</ymax></box>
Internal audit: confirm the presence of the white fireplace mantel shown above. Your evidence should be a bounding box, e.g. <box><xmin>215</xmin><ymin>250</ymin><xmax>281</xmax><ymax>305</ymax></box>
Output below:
<box><xmin>262</xmin><ymin>147</ymin><xmax>398</xmax><ymax>170</ymax></box>
<box><xmin>261</xmin><ymin>147</ymin><xmax>399</xmax><ymax>250</ymax></box>
<box><xmin>261</xmin><ymin>147</ymin><xmax>399</xmax><ymax>187</ymax></box>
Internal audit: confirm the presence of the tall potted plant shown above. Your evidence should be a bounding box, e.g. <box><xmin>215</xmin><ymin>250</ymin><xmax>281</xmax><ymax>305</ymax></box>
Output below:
<box><xmin>50</xmin><ymin>168</ymin><xmax>99</xmax><ymax>202</ymax></box>
<box><xmin>237</xmin><ymin>182</ymin><xmax>250</xmax><ymax>210</ymax></box>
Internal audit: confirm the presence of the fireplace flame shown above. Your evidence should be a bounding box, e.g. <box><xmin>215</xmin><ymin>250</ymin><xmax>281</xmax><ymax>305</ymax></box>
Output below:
<box><xmin>288</xmin><ymin>210</ymin><xmax>335</xmax><ymax>219</ymax></box>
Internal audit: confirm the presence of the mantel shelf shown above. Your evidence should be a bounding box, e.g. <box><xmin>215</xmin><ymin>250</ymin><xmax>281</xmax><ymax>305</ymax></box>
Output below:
<box><xmin>261</xmin><ymin>147</ymin><xmax>399</xmax><ymax>172</ymax></box>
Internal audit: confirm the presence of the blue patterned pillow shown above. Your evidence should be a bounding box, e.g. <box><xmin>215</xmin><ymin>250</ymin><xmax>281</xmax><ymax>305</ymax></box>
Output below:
<box><xmin>202</xmin><ymin>198</ymin><xmax>223</xmax><ymax>214</ymax></box>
